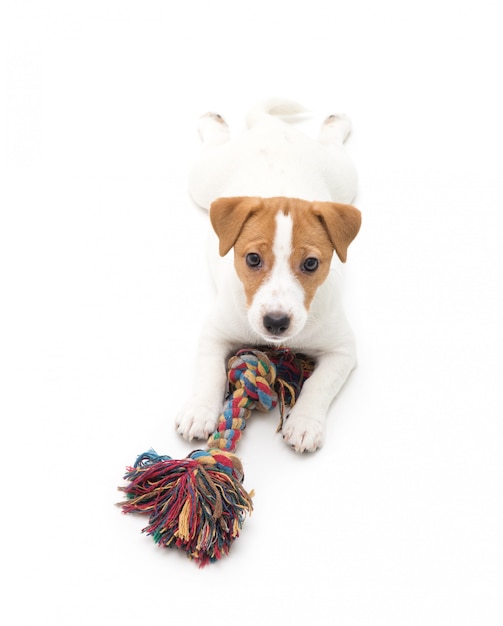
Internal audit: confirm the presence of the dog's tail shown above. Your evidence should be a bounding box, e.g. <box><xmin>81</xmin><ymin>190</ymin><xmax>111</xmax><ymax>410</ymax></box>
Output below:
<box><xmin>245</xmin><ymin>98</ymin><xmax>309</xmax><ymax>128</ymax></box>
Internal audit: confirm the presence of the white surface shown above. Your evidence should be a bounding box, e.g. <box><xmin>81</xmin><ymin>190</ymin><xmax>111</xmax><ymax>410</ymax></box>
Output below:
<box><xmin>1</xmin><ymin>1</ymin><xmax>502</xmax><ymax>624</ymax></box>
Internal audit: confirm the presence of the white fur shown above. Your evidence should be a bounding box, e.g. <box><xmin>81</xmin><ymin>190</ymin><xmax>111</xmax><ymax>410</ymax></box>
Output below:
<box><xmin>247</xmin><ymin>212</ymin><xmax>307</xmax><ymax>343</ymax></box>
<box><xmin>175</xmin><ymin>99</ymin><xmax>359</xmax><ymax>452</ymax></box>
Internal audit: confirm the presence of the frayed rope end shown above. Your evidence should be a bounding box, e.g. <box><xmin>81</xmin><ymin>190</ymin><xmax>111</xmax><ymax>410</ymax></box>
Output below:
<box><xmin>118</xmin><ymin>448</ymin><xmax>253</xmax><ymax>567</ymax></box>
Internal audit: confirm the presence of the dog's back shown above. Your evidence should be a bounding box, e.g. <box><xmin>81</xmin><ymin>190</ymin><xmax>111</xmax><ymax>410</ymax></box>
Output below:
<box><xmin>189</xmin><ymin>98</ymin><xmax>358</xmax><ymax>208</ymax></box>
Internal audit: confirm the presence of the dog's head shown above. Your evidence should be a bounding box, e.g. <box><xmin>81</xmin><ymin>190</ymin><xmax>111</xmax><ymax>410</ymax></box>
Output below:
<box><xmin>210</xmin><ymin>196</ymin><xmax>361</xmax><ymax>343</ymax></box>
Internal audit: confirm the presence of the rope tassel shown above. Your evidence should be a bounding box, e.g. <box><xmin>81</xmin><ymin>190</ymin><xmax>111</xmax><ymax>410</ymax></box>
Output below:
<box><xmin>118</xmin><ymin>348</ymin><xmax>314</xmax><ymax>566</ymax></box>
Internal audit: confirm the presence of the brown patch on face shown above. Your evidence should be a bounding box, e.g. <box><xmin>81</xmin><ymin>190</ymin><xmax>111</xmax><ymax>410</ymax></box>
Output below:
<box><xmin>288</xmin><ymin>199</ymin><xmax>335</xmax><ymax>310</ymax></box>
<box><xmin>210</xmin><ymin>196</ymin><xmax>279</xmax><ymax>306</ymax></box>
<box><xmin>233</xmin><ymin>209</ymin><xmax>279</xmax><ymax>306</ymax></box>
<box><xmin>288</xmin><ymin>198</ymin><xmax>361</xmax><ymax>309</ymax></box>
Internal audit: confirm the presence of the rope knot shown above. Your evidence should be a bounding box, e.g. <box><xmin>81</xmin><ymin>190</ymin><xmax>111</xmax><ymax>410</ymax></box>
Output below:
<box><xmin>227</xmin><ymin>350</ymin><xmax>277</xmax><ymax>412</ymax></box>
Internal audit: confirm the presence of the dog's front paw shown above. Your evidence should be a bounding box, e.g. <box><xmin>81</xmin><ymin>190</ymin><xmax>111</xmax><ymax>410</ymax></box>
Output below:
<box><xmin>281</xmin><ymin>411</ymin><xmax>325</xmax><ymax>453</ymax></box>
<box><xmin>175</xmin><ymin>399</ymin><xmax>221</xmax><ymax>441</ymax></box>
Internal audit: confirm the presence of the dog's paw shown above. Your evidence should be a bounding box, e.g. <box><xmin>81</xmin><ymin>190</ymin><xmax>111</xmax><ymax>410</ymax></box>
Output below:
<box><xmin>198</xmin><ymin>112</ymin><xmax>230</xmax><ymax>145</ymax></box>
<box><xmin>175</xmin><ymin>399</ymin><xmax>221</xmax><ymax>441</ymax></box>
<box><xmin>319</xmin><ymin>113</ymin><xmax>352</xmax><ymax>145</ymax></box>
<box><xmin>281</xmin><ymin>412</ymin><xmax>325</xmax><ymax>453</ymax></box>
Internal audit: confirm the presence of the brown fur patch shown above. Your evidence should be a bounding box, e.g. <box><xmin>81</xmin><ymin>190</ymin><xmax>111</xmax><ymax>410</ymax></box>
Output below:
<box><xmin>288</xmin><ymin>199</ymin><xmax>335</xmax><ymax>309</ymax></box>
<box><xmin>233</xmin><ymin>208</ymin><xmax>278</xmax><ymax>306</ymax></box>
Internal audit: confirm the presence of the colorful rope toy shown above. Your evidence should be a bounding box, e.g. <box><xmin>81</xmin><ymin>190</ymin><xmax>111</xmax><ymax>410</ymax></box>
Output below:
<box><xmin>118</xmin><ymin>348</ymin><xmax>314</xmax><ymax>566</ymax></box>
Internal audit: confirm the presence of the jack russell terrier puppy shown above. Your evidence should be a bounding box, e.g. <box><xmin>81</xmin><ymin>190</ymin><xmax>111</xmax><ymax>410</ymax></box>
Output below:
<box><xmin>175</xmin><ymin>98</ymin><xmax>361</xmax><ymax>452</ymax></box>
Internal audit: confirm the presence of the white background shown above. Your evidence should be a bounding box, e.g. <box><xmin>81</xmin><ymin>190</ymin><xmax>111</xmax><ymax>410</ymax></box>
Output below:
<box><xmin>1</xmin><ymin>1</ymin><xmax>502</xmax><ymax>624</ymax></box>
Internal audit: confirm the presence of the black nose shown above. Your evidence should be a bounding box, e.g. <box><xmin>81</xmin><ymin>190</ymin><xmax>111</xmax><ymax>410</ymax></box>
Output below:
<box><xmin>263</xmin><ymin>313</ymin><xmax>291</xmax><ymax>335</ymax></box>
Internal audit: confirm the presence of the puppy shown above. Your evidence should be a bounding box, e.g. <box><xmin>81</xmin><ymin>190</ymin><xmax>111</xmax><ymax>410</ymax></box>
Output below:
<box><xmin>175</xmin><ymin>98</ymin><xmax>361</xmax><ymax>452</ymax></box>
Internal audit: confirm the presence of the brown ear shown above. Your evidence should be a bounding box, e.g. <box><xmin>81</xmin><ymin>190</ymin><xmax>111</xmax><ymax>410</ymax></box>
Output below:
<box><xmin>312</xmin><ymin>201</ymin><xmax>361</xmax><ymax>262</ymax></box>
<box><xmin>210</xmin><ymin>196</ymin><xmax>262</xmax><ymax>256</ymax></box>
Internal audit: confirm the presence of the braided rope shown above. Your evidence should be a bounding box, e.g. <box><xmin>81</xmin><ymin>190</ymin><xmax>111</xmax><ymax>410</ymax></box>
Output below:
<box><xmin>207</xmin><ymin>350</ymin><xmax>276</xmax><ymax>452</ymax></box>
<box><xmin>207</xmin><ymin>348</ymin><xmax>315</xmax><ymax>452</ymax></box>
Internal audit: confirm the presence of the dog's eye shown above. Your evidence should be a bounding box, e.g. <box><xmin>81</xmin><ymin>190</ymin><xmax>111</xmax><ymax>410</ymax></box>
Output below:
<box><xmin>302</xmin><ymin>257</ymin><xmax>319</xmax><ymax>272</ymax></box>
<box><xmin>246</xmin><ymin>253</ymin><xmax>262</xmax><ymax>268</ymax></box>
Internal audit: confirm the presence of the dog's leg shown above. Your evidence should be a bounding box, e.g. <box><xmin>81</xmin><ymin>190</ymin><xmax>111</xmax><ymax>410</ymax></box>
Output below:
<box><xmin>174</xmin><ymin>329</ymin><xmax>231</xmax><ymax>441</ymax></box>
<box><xmin>198</xmin><ymin>112</ymin><xmax>230</xmax><ymax>146</ymax></box>
<box><xmin>317</xmin><ymin>113</ymin><xmax>352</xmax><ymax>146</ymax></box>
<box><xmin>281</xmin><ymin>345</ymin><xmax>356</xmax><ymax>452</ymax></box>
